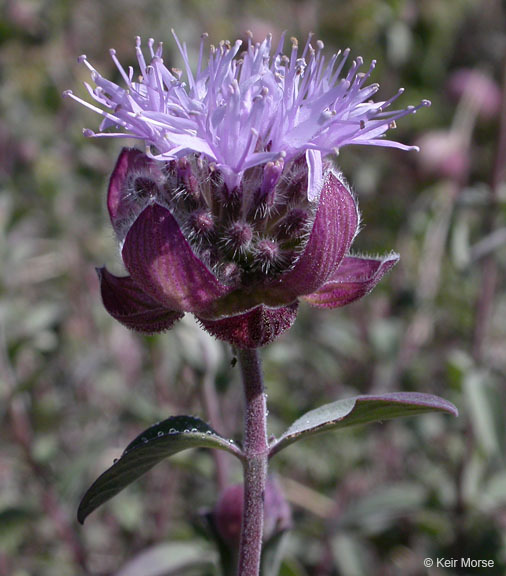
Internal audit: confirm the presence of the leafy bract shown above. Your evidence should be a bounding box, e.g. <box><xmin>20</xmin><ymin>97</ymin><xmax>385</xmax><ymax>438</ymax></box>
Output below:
<box><xmin>78</xmin><ymin>415</ymin><xmax>242</xmax><ymax>524</ymax></box>
<box><xmin>269</xmin><ymin>392</ymin><xmax>458</xmax><ymax>458</ymax></box>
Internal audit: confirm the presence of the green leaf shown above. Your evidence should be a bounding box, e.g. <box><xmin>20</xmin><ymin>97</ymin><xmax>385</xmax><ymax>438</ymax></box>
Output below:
<box><xmin>332</xmin><ymin>533</ymin><xmax>370</xmax><ymax>576</ymax></box>
<box><xmin>337</xmin><ymin>483</ymin><xmax>426</xmax><ymax>533</ymax></box>
<box><xmin>278</xmin><ymin>557</ymin><xmax>309</xmax><ymax>576</ymax></box>
<box><xmin>261</xmin><ymin>530</ymin><xmax>289</xmax><ymax>576</ymax></box>
<box><xmin>0</xmin><ymin>506</ymin><xmax>38</xmax><ymax>552</ymax></box>
<box><xmin>78</xmin><ymin>415</ymin><xmax>242</xmax><ymax>524</ymax></box>
<box><xmin>113</xmin><ymin>542</ymin><xmax>216</xmax><ymax>576</ymax></box>
<box><xmin>463</xmin><ymin>370</ymin><xmax>500</xmax><ymax>456</ymax></box>
<box><xmin>269</xmin><ymin>392</ymin><xmax>458</xmax><ymax>458</ymax></box>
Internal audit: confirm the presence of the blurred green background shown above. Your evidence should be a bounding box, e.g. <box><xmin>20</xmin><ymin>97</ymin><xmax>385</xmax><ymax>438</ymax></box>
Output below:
<box><xmin>1</xmin><ymin>0</ymin><xmax>505</xmax><ymax>575</ymax></box>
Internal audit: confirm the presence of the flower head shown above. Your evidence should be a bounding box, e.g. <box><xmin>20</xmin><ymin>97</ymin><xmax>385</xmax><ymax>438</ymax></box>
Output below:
<box><xmin>212</xmin><ymin>478</ymin><xmax>292</xmax><ymax>547</ymax></box>
<box><xmin>94</xmin><ymin>147</ymin><xmax>398</xmax><ymax>347</ymax></box>
<box><xmin>64</xmin><ymin>31</ymin><xmax>428</xmax><ymax>200</ymax></box>
<box><xmin>65</xmin><ymin>32</ymin><xmax>423</xmax><ymax>347</ymax></box>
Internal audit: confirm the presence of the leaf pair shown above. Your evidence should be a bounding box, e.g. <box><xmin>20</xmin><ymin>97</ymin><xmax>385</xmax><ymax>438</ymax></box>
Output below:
<box><xmin>78</xmin><ymin>392</ymin><xmax>457</xmax><ymax>523</ymax></box>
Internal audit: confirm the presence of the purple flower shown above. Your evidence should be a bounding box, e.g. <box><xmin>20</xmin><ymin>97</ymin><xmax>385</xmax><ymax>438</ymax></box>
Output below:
<box><xmin>212</xmin><ymin>477</ymin><xmax>292</xmax><ymax>547</ymax></box>
<box><xmin>65</xmin><ymin>33</ymin><xmax>424</xmax><ymax>348</ymax></box>
<box><xmin>64</xmin><ymin>32</ymin><xmax>428</xmax><ymax>200</ymax></box>
<box><xmin>94</xmin><ymin>147</ymin><xmax>397</xmax><ymax>347</ymax></box>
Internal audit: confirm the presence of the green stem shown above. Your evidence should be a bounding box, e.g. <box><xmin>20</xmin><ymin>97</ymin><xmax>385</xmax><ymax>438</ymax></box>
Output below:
<box><xmin>236</xmin><ymin>348</ymin><xmax>268</xmax><ymax>576</ymax></box>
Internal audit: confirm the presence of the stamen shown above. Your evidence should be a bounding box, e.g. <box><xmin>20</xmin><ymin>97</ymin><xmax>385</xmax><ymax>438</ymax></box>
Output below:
<box><xmin>110</xmin><ymin>48</ymin><xmax>131</xmax><ymax>87</ymax></box>
<box><xmin>67</xmin><ymin>32</ymin><xmax>429</xmax><ymax>190</ymax></box>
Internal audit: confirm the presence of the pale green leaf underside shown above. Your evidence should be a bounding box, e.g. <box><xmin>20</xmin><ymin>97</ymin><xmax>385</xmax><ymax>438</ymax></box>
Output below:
<box><xmin>270</xmin><ymin>392</ymin><xmax>458</xmax><ymax>458</ymax></box>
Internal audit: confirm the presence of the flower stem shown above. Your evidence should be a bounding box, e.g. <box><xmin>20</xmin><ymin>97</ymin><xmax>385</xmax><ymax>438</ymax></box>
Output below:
<box><xmin>237</xmin><ymin>348</ymin><xmax>268</xmax><ymax>576</ymax></box>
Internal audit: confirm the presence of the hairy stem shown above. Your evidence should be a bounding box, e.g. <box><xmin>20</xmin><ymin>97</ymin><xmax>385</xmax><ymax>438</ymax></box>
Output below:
<box><xmin>237</xmin><ymin>348</ymin><xmax>268</xmax><ymax>576</ymax></box>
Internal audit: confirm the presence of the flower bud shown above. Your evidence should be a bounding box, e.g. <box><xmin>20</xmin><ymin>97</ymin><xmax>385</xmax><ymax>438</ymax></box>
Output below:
<box><xmin>225</xmin><ymin>221</ymin><xmax>254</xmax><ymax>254</ymax></box>
<box><xmin>176</xmin><ymin>156</ymin><xmax>192</xmax><ymax>180</ymax></box>
<box><xmin>133</xmin><ymin>176</ymin><xmax>159</xmax><ymax>199</ymax></box>
<box><xmin>254</xmin><ymin>238</ymin><xmax>282</xmax><ymax>272</ymax></box>
<box><xmin>169</xmin><ymin>157</ymin><xmax>200</xmax><ymax>206</ymax></box>
<box><xmin>277</xmin><ymin>159</ymin><xmax>309</xmax><ymax>205</ymax></box>
<box><xmin>254</xmin><ymin>158</ymin><xmax>284</xmax><ymax>213</ymax></box>
<box><xmin>277</xmin><ymin>208</ymin><xmax>310</xmax><ymax>240</ymax></box>
<box><xmin>213</xmin><ymin>478</ymin><xmax>292</xmax><ymax>548</ymax></box>
<box><xmin>189</xmin><ymin>209</ymin><xmax>215</xmax><ymax>238</ymax></box>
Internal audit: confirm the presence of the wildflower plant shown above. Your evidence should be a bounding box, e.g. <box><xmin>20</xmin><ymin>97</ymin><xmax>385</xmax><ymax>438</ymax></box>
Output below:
<box><xmin>65</xmin><ymin>31</ymin><xmax>457</xmax><ymax>576</ymax></box>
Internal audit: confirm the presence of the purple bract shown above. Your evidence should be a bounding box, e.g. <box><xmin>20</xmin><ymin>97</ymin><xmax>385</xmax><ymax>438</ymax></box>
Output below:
<box><xmin>65</xmin><ymin>32</ymin><xmax>425</xmax><ymax>347</ymax></box>
<box><xmin>95</xmin><ymin>148</ymin><xmax>398</xmax><ymax>347</ymax></box>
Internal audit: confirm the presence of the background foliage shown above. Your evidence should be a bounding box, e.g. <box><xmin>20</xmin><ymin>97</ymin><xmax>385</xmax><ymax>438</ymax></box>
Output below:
<box><xmin>1</xmin><ymin>0</ymin><xmax>505</xmax><ymax>574</ymax></box>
